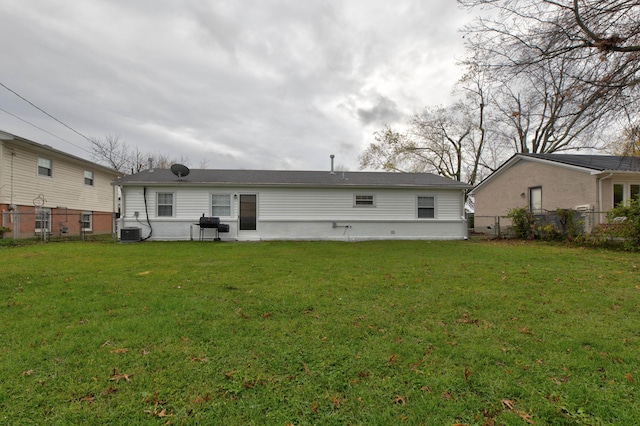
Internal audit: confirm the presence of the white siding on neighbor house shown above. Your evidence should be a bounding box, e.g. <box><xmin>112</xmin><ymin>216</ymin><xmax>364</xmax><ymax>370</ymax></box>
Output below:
<box><xmin>120</xmin><ymin>185</ymin><xmax>467</xmax><ymax>241</ymax></box>
<box><xmin>0</xmin><ymin>141</ymin><xmax>117</xmax><ymax>212</ymax></box>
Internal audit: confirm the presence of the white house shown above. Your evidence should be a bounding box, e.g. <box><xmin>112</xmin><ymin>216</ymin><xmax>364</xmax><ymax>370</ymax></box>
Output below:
<box><xmin>114</xmin><ymin>165</ymin><xmax>471</xmax><ymax>242</ymax></box>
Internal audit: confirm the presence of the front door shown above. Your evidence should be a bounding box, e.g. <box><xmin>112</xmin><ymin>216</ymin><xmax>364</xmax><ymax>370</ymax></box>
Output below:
<box><xmin>239</xmin><ymin>194</ymin><xmax>257</xmax><ymax>233</ymax></box>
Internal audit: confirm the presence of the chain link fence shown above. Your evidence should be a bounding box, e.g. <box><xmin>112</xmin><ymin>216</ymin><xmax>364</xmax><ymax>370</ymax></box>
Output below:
<box><xmin>1</xmin><ymin>210</ymin><xmax>117</xmax><ymax>241</ymax></box>
<box><xmin>469</xmin><ymin>208</ymin><xmax>603</xmax><ymax>239</ymax></box>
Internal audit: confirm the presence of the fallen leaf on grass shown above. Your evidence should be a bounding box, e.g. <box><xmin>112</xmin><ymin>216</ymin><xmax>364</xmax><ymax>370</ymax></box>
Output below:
<box><xmin>514</xmin><ymin>410</ymin><xmax>535</xmax><ymax>424</ymax></box>
<box><xmin>100</xmin><ymin>341</ymin><xmax>111</xmax><ymax>348</ymax></box>
<box><xmin>110</xmin><ymin>368</ymin><xmax>132</xmax><ymax>383</ymax></box>
<box><xmin>192</xmin><ymin>394</ymin><xmax>212</xmax><ymax>404</ymax></box>
<box><xmin>464</xmin><ymin>367</ymin><xmax>472</xmax><ymax>381</ymax></box>
<box><xmin>110</xmin><ymin>348</ymin><xmax>129</xmax><ymax>354</ymax></box>
<box><xmin>625</xmin><ymin>373</ymin><xmax>634</xmax><ymax>383</ymax></box>
<box><xmin>500</xmin><ymin>399</ymin><xmax>515</xmax><ymax>410</ymax></box>
<box><xmin>21</xmin><ymin>370</ymin><xmax>35</xmax><ymax>376</ymax></box>
<box><xmin>392</xmin><ymin>395</ymin><xmax>407</xmax><ymax>405</ymax></box>
<box><xmin>80</xmin><ymin>395</ymin><xmax>95</xmax><ymax>403</ymax></box>
<box><xmin>103</xmin><ymin>385</ymin><xmax>118</xmax><ymax>395</ymax></box>
<box><xmin>518</xmin><ymin>327</ymin><xmax>533</xmax><ymax>335</ymax></box>
<box><xmin>311</xmin><ymin>401</ymin><xmax>319</xmax><ymax>414</ymax></box>
<box><xmin>441</xmin><ymin>390</ymin><xmax>453</xmax><ymax>400</ymax></box>
<box><xmin>331</xmin><ymin>396</ymin><xmax>341</xmax><ymax>409</ymax></box>
<box><xmin>190</xmin><ymin>357</ymin><xmax>208</xmax><ymax>362</ymax></box>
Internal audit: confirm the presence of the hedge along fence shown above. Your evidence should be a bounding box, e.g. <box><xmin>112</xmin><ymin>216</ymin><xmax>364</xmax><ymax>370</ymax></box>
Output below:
<box><xmin>0</xmin><ymin>210</ymin><xmax>117</xmax><ymax>240</ymax></box>
<box><xmin>471</xmin><ymin>208</ymin><xmax>598</xmax><ymax>239</ymax></box>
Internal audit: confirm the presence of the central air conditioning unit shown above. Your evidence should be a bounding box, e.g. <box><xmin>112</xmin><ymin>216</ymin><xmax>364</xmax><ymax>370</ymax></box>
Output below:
<box><xmin>574</xmin><ymin>204</ymin><xmax>592</xmax><ymax>211</ymax></box>
<box><xmin>120</xmin><ymin>227</ymin><xmax>142</xmax><ymax>242</ymax></box>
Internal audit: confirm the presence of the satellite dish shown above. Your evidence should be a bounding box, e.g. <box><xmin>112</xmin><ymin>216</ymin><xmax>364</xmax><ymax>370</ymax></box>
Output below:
<box><xmin>170</xmin><ymin>164</ymin><xmax>190</xmax><ymax>178</ymax></box>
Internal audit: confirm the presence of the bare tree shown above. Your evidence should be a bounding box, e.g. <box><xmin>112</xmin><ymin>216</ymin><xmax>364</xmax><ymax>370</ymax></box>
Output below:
<box><xmin>360</xmin><ymin>102</ymin><xmax>487</xmax><ymax>185</ymax></box>
<box><xmin>89</xmin><ymin>134</ymin><xmax>131</xmax><ymax>172</ymax></box>
<box><xmin>89</xmin><ymin>135</ymin><xmax>190</xmax><ymax>174</ymax></box>
<box><xmin>460</xmin><ymin>0</ymin><xmax>640</xmax><ymax>87</ymax></box>
<box><xmin>460</xmin><ymin>0</ymin><xmax>640</xmax><ymax>153</ymax></box>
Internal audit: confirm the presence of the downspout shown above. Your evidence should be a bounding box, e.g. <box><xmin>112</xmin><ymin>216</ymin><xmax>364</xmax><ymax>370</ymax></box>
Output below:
<box><xmin>597</xmin><ymin>172</ymin><xmax>613</xmax><ymax>226</ymax></box>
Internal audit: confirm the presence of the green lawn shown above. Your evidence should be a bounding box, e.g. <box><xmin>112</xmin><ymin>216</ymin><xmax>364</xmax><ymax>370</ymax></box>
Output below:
<box><xmin>1</xmin><ymin>240</ymin><xmax>639</xmax><ymax>425</ymax></box>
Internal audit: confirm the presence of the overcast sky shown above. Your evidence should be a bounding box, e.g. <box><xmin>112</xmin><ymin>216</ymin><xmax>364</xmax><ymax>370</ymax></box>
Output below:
<box><xmin>0</xmin><ymin>1</ymin><xmax>474</xmax><ymax>171</ymax></box>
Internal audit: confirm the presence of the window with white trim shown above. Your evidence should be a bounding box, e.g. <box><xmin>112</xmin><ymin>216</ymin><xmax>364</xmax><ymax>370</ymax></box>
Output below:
<box><xmin>529</xmin><ymin>186</ymin><xmax>542</xmax><ymax>214</ymax></box>
<box><xmin>417</xmin><ymin>196</ymin><xmax>435</xmax><ymax>218</ymax></box>
<box><xmin>354</xmin><ymin>194</ymin><xmax>375</xmax><ymax>207</ymax></box>
<box><xmin>211</xmin><ymin>194</ymin><xmax>231</xmax><ymax>217</ymax></box>
<box><xmin>84</xmin><ymin>170</ymin><xmax>94</xmax><ymax>186</ymax></box>
<box><xmin>81</xmin><ymin>212</ymin><xmax>92</xmax><ymax>231</ymax></box>
<box><xmin>35</xmin><ymin>208</ymin><xmax>51</xmax><ymax>231</ymax></box>
<box><xmin>38</xmin><ymin>157</ymin><xmax>52</xmax><ymax>177</ymax></box>
<box><xmin>157</xmin><ymin>193</ymin><xmax>174</xmax><ymax>217</ymax></box>
<box><xmin>614</xmin><ymin>182</ymin><xmax>640</xmax><ymax>206</ymax></box>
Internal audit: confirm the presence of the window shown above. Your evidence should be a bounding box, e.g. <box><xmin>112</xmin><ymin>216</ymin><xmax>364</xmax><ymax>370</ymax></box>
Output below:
<box><xmin>84</xmin><ymin>170</ymin><xmax>94</xmax><ymax>186</ymax></box>
<box><xmin>614</xmin><ymin>184</ymin><xmax>624</xmax><ymax>206</ymax></box>
<box><xmin>81</xmin><ymin>212</ymin><xmax>92</xmax><ymax>231</ymax></box>
<box><xmin>38</xmin><ymin>157</ymin><xmax>52</xmax><ymax>177</ymax></box>
<box><xmin>529</xmin><ymin>187</ymin><xmax>542</xmax><ymax>214</ymax></box>
<box><xmin>417</xmin><ymin>196</ymin><xmax>435</xmax><ymax>218</ymax></box>
<box><xmin>212</xmin><ymin>194</ymin><xmax>231</xmax><ymax>216</ymax></box>
<box><xmin>35</xmin><ymin>208</ymin><xmax>51</xmax><ymax>231</ymax></box>
<box><xmin>614</xmin><ymin>183</ymin><xmax>640</xmax><ymax>206</ymax></box>
<box><xmin>157</xmin><ymin>193</ymin><xmax>174</xmax><ymax>217</ymax></box>
<box><xmin>354</xmin><ymin>194</ymin><xmax>375</xmax><ymax>207</ymax></box>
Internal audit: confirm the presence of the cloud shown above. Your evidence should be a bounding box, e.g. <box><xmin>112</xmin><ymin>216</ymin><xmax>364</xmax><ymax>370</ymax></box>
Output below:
<box><xmin>0</xmin><ymin>0</ymin><xmax>473</xmax><ymax>171</ymax></box>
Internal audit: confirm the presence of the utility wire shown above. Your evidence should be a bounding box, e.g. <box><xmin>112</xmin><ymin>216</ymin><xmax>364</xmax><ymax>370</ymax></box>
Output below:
<box><xmin>0</xmin><ymin>80</ymin><xmax>94</xmax><ymax>144</ymax></box>
<box><xmin>0</xmin><ymin>105</ymin><xmax>92</xmax><ymax>155</ymax></box>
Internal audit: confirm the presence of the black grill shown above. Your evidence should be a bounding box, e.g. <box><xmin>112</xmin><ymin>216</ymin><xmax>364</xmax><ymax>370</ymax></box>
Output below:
<box><xmin>199</xmin><ymin>216</ymin><xmax>220</xmax><ymax>228</ymax></box>
<box><xmin>197</xmin><ymin>215</ymin><xmax>229</xmax><ymax>241</ymax></box>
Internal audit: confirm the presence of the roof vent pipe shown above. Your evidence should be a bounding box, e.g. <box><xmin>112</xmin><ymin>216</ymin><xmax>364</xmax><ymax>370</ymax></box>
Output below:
<box><xmin>330</xmin><ymin>154</ymin><xmax>335</xmax><ymax>174</ymax></box>
<box><xmin>148</xmin><ymin>158</ymin><xmax>154</xmax><ymax>173</ymax></box>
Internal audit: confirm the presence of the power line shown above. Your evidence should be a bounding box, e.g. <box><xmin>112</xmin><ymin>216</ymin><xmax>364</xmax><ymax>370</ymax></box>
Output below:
<box><xmin>0</xmin><ymin>80</ymin><xmax>94</xmax><ymax>144</ymax></box>
<box><xmin>0</xmin><ymin>105</ymin><xmax>93</xmax><ymax>155</ymax></box>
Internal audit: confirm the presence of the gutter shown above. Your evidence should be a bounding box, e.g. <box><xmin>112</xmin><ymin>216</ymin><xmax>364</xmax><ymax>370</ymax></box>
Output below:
<box><xmin>597</xmin><ymin>172</ymin><xmax>613</xmax><ymax>224</ymax></box>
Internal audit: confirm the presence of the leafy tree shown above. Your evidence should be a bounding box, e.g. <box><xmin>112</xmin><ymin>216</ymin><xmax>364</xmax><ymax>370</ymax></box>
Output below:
<box><xmin>608</xmin><ymin>123</ymin><xmax>640</xmax><ymax>156</ymax></box>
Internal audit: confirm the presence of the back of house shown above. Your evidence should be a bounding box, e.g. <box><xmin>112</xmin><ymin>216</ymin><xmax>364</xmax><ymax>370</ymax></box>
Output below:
<box><xmin>115</xmin><ymin>167</ymin><xmax>472</xmax><ymax>242</ymax></box>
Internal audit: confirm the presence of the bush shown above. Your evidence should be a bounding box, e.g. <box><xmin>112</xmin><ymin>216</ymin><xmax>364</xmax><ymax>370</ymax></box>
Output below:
<box><xmin>0</xmin><ymin>226</ymin><xmax>11</xmax><ymax>238</ymax></box>
<box><xmin>507</xmin><ymin>207</ymin><xmax>536</xmax><ymax>239</ymax></box>
<box><xmin>507</xmin><ymin>207</ymin><xmax>583</xmax><ymax>242</ymax></box>
<box><xmin>606</xmin><ymin>198</ymin><xmax>640</xmax><ymax>251</ymax></box>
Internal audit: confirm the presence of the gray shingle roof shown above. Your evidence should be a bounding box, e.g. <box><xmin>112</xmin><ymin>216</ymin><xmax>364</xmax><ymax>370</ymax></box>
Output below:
<box><xmin>115</xmin><ymin>168</ymin><xmax>471</xmax><ymax>189</ymax></box>
<box><xmin>521</xmin><ymin>153</ymin><xmax>640</xmax><ymax>171</ymax></box>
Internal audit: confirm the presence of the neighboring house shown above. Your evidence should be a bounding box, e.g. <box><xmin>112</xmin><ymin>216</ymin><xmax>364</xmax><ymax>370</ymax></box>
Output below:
<box><xmin>114</xmin><ymin>166</ymin><xmax>471</xmax><ymax>241</ymax></box>
<box><xmin>471</xmin><ymin>153</ymin><xmax>640</xmax><ymax>233</ymax></box>
<box><xmin>0</xmin><ymin>131</ymin><xmax>122</xmax><ymax>239</ymax></box>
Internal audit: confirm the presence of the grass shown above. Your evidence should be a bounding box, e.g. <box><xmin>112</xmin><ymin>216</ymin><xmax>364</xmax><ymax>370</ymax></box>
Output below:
<box><xmin>1</xmin><ymin>240</ymin><xmax>639</xmax><ymax>425</ymax></box>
